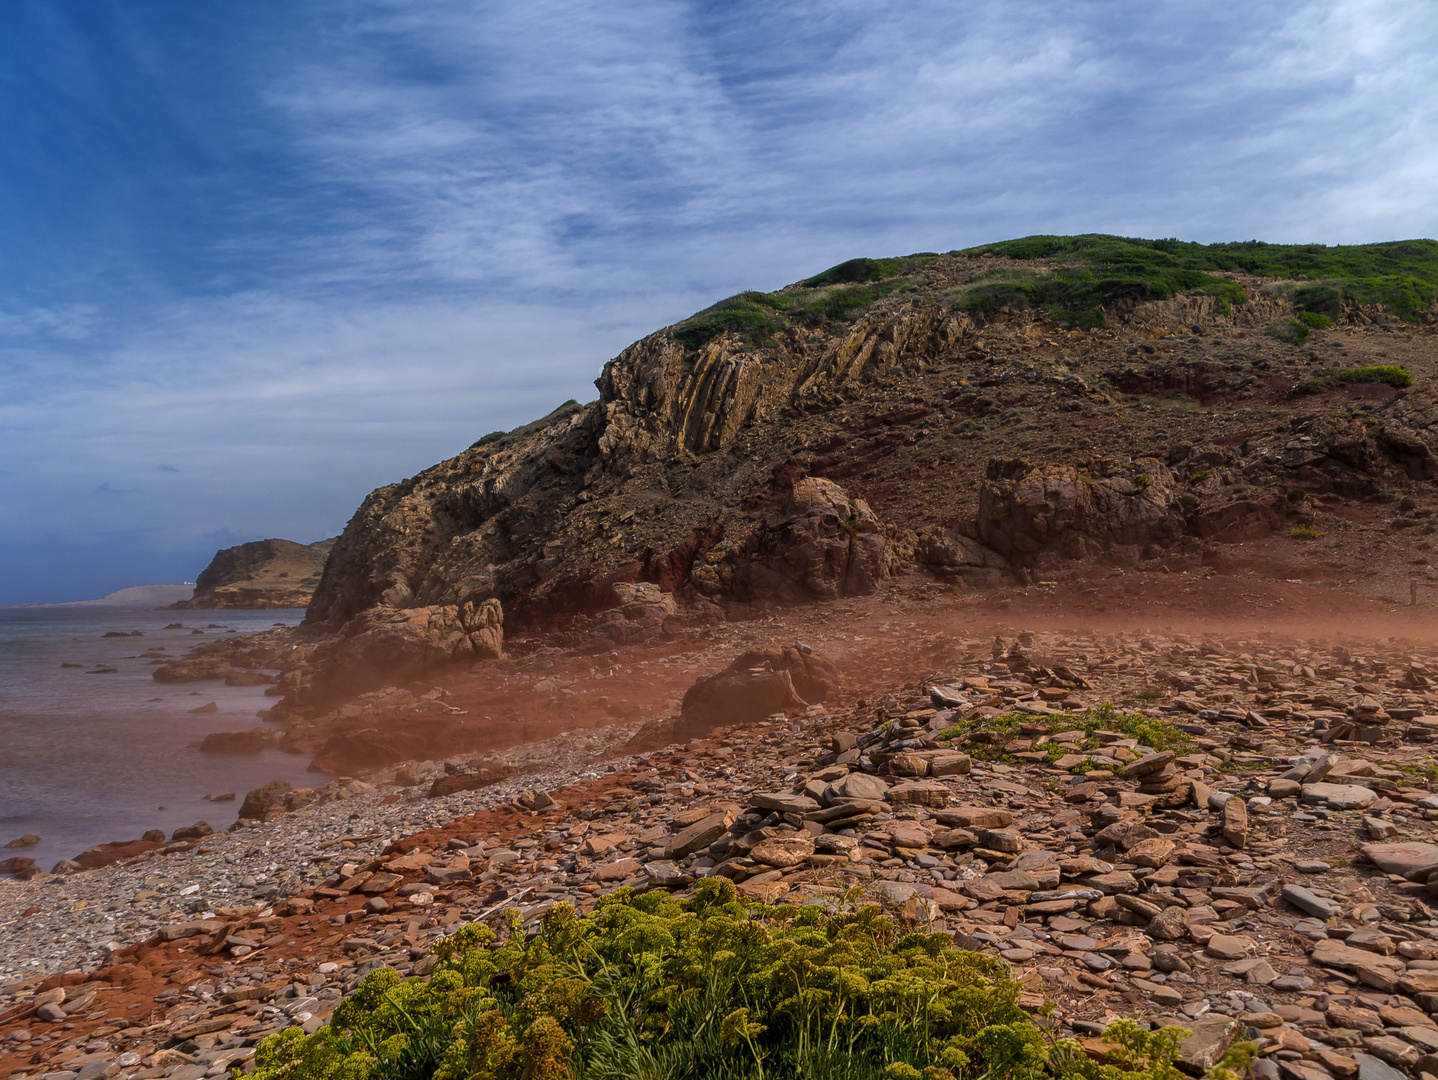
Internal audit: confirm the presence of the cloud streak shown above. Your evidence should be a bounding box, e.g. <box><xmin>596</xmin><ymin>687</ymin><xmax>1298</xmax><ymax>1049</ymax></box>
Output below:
<box><xmin>1</xmin><ymin>0</ymin><xmax>1436</xmax><ymax>602</ymax></box>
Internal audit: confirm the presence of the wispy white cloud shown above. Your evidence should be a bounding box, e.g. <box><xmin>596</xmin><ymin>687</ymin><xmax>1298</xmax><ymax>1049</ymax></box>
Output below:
<box><xmin>1</xmin><ymin>0</ymin><xmax>1436</xmax><ymax>602</ymax></box>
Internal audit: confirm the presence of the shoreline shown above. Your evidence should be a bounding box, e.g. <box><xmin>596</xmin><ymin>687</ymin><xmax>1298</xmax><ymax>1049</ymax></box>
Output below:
<box><xmin>7</xmin><ymin>617</ymin><xmax>1438</xmax><ymax>1077</ymax></box>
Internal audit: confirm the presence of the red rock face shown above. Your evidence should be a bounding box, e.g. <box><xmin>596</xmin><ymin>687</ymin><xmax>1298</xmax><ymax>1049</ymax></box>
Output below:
<box><xmin>726</xmin><ymin>477</ymin><xmax>889</xmax><ymax>607</ymax></box>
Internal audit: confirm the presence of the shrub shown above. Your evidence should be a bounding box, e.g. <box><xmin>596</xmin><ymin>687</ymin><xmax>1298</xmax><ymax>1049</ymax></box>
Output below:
<box><xmin>1292</xmin><ymin>284</ymin><xmax>1342</xmax><ymax>318</ymax></box>
<box><xmin>1266</xmin><ymin>319</ymin><xmax>1310</xmax><ymax>345</ymax></box>
<box><xmin>966</xmin><ymin>235</ymin><xmax>1438</xmax><ymax>321</ymax></box>
<box><xmin>1293</xmin><ymin>379</ymin><xmax>1324</xmax><ymax>395</ymax></box>
<box><xmin>251</xmin><ymin>884</ymin><xmax>1233</xmax><ymax>1080</ymax></box>
<box><xmin>671</xmin><ymin>292</ymin><xmax>787</xmax><ymax>350</ymax></box>
<box><xmin>939</xmin><ymin>705</ymin><xmax>1190</xmax><ymax>759</ymax></box>
<box><xmin>1337</xmin><ymin>365</ymin><xmax>1414</xmax><ymax>389</ymax></box>
<box><xmin>1292</xmin><ymin>524</ymin><xmax>1323</xmax><ymax>540</ymax></box>
<box><xmin>249</xmin><ymin>883</ymin><xmax>1217</xmax><ymax>1080</ymax></box>
<box><xmin>802</xmin><ymin>254</ymin><xmax>938</xmax><ymax>288</ymax></box>
<box><xmin>1297</xmin><ymin>311</ymin><xmax>1332</xmax><ymax>329</ymax></box>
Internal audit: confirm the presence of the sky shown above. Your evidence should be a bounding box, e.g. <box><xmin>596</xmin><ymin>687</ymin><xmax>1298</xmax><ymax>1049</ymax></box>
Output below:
<box><xmin>2</xmin><ymin>1</ymin><xmax>1437</xmax><ymax>604</ymax></box>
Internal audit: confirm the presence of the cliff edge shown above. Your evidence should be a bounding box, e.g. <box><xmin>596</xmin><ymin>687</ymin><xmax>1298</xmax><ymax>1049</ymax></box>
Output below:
<box><xmin>172</xmin><ymin>538</ymin><xmax>336</xmax><ymax>609</ymax></box>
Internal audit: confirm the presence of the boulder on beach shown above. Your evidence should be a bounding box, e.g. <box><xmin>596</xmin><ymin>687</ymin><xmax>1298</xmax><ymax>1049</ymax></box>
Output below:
<box><xmin>239</xmin><ymin>780</ymin><xmax>295</xmax><ymax>820</ymax></box>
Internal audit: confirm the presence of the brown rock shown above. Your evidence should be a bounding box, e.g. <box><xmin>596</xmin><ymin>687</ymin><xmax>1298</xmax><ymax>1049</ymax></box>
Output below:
<box><xmin>1117</xmin><ymin>751</ymin><xmax>1176</xmax><ymax>780</ymax></box>
<box><xmin>678</xmin><ymin>646</ymin><xmax>839</xmax><ymax>737</ymax></box>
<box><xmin>727</xmin><ymin>478</ymin><xmax>889</xmax><ymax>604</ymax></box>
<box><xmin>750</xmin><ymin>837</ymin><xmax>815</xmax><ymax>869</ymax></box>
<box><xmin>934</xmin><ymin>806</ymin><xmax>1014</xmax><ymax>829</ymax></box>
<box><xmin>1125</xmin><ymin>838</ymin><xmax>1176</xmax><ymax>868</ymax></box>
<box><xmin>1222</xmin><ymin>797</ymin><xmax>1248</xmax><ymax>849</ymax></box>
<box><xmin>665</xmin><ymin>810</ymin><xmax>735</xmax><ymax>859</ymax></box>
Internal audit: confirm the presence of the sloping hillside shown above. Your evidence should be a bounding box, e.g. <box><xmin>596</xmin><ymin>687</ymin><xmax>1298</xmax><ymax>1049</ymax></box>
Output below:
<box><xmin>306</xmin><ymin>235</ymin><xmax>1438</xmax><ymax>639</ymax></box>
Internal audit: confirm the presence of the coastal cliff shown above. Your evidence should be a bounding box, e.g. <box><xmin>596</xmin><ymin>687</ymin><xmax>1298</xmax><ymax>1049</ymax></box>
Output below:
<box><xmin>172</xmin><ymin>538</ymin><xmax>336</xmax><ymax>610</ymax></box>
<box><xmin>307</xmin><ymin>237</ymin><xmax>1438</xmax><ymax>644</ymax></box>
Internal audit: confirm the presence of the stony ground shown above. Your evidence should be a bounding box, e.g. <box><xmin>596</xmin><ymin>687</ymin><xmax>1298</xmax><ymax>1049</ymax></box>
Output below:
<box><xmin>13</xmin><ymin>586</ymin><xmax>1438</xmax><ymax>1079</ymax></box>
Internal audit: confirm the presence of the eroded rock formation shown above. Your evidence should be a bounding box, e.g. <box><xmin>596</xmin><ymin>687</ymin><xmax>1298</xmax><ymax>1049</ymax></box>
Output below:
<box><xmin>173</xmin><ymin>538</ymin><xmax>335</xmax><ymax>609</ymax></box>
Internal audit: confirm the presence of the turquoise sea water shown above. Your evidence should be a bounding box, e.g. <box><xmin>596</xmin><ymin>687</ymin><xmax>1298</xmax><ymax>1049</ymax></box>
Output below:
<box><xmin>0</xmin><ymin>605</ymin><xmax>320</xmax><ymax>874</ymax></box>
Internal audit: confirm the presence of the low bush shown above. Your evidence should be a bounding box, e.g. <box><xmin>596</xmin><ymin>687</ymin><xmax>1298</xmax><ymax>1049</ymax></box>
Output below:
<box><xmin>671</xmin><ymin>292</ymin><xmax>789</xmax><ymax>350</ymax></box>
<box><xmin>1265</xmin><ymin>319</ymin><xmax>1310</xmax><ymax>345</ymax></box>
<box><xmin>966</xmin><ymin>235</ymin><xmax>1438</xmax><ymax>321</ymax></box>
<box><xmin>251</xmin><ymin>881</ymin><xmax>1237</xmax><ymax>1080</ymax></box>
<box><xmin>1292</xmin><ymin>524</ymin><xmax>1323</xmax><ymax>541</ymax></box>
<box><xmin>1336</xmin><ymin>365</ymin><xmax>1414</xmax><ymax>389</ymax></box>
<box><xmin>802</xmin><ymin>255</ymin><xmax>939</xmax><ymax>288</ymax></box>
<box><xmin>938</xmin><ymin>704</ymin><xmax>1190</xmax><ymax>761</ymax></box>
<box><xmin>1296</xmin><ymin>311</ymin><xmax>1332</xmax><ymax>329</ymax></box>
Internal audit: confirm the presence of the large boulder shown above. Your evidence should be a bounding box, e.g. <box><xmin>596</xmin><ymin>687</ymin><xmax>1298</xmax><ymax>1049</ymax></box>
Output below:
<box><xmin>727</xmin><ymin>478</ymin><xmax>887</xmax><ymax>606</ymax></box>
<box><xmin>677</xmin><ymin>646</ymin><xmax>840</xmax><ymax>739</ymax></box>
<box><xmin>913</xmin><ymin>529</ymin><xmax>1011</xmax><ymax>585</ymax></box>
<box><xmin>977</xmin><ymin>457</ymin><xmax>1187</xmax><ymax>566</ymax></box>
<box><xmin>294</xmin><ymin>600</ymin><xmax>504</xmax><ymax>705</ymax></box>
<box><xmin>239</xmin><ymin>780</ymin><xmax>294</xmax><ymax>820</ymax></box>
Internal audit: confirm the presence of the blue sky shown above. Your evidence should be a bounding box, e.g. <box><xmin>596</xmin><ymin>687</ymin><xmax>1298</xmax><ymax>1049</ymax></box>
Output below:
<box><xmin>2</xmin><ymin>1</ymin><xmax>1437</xmax><ymax>604</ymax></box>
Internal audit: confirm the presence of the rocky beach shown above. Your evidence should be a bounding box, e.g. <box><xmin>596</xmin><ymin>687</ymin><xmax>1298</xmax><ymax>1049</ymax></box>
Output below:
<box><xmin>13</xmin><ymin>585</ymin><xmax>1438</xmax><ymax>1080</ymax></box>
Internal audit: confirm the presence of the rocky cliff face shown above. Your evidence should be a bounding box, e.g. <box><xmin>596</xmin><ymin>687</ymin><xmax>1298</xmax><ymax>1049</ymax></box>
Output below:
<box><xmin>306</xmin><ymin>297</ymin><xmax>970</xmax><ymax>634</ymax></box>
<box><xmin>173</xmin><ymin>538</ymin><xmax>336</xmax><ymax>609</ymax></box>
<box><xmin>306</xmin><ymin>248</ymin><xmax>1438</xmax><ymax>649</ymax></box>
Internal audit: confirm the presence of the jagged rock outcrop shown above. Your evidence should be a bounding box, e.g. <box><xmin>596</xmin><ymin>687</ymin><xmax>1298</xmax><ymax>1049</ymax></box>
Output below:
<box><xmin>286</xmin><ymin>600</ymin><xmax>504</xmax><ymax>708</ymax></box>
<box><xmin>975</xmin><ymin>455</ymin><xmax>1303</xmax><ymax>570</ymax></box>
<box><xmin>297</xmin><ymin>245</ymin><xmax>1438</xmax><ymax>657</ymax></box>
<box><xmin>715</xmin><ymin>477</ymin><xmax>888</xmax><ymax>607</ymax></box>
<box><xmin>913</xmin><ymin>529</ymin><xmax>1012</xmax><ymax>586</ymax></box>
<box><xmin>172</xmin><ymin>538</ymin><xmax>335</xmax><ymax>609</ymax></box>
<box><xmin>306</xmin><ymin>300</ymin><xmax>969</xmax><ymax>635</ymax></box>
<box><xmin>978</xmin><ymin>458</ymin><xmax>1188</xmax><ymax>565</ymax></box>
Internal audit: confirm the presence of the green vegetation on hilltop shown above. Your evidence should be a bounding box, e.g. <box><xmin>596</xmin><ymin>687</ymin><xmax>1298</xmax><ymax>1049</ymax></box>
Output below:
<box><xmin>672</xmin><ymin>277</ymin><xmax>923</xmax><ymax>350</ymax></box>
<box><xmin>967</xmin><ymin>235</ymin><xmax>1438</xmax><ymax>324</ymax></box>
<box><xmin>252</xmin><ymin>880</ymin><xmax>1236</xmax><ymax>1080</ymax></box>
<box><xmin>802</xmin><ymin>255</ymin><xmax>941</xmax><ymax>288</ymax></box>
<box><xmin>667</xmin><ymin>234</ymin><xmax>1438</xmax><ymax>351</ymax></box>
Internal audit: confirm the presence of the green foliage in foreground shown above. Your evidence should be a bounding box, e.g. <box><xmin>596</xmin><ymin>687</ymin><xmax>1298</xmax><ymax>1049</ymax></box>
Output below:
<box><xmin>1337</xmin><ymin>364</ymin><xmax>1414</xmax><ymax>389</ymax></box>
<box><xmin>251</xmin><ymin>880</ymin><xmax>1230</xmax><ymax>1080</ymax></box>
<box><xmin>937</xmin><ymin>705</ymin><xmax>1190</xmax><ymax>766</ymax></box>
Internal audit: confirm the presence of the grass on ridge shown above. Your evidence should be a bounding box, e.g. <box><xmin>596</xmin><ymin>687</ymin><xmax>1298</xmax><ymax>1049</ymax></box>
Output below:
<box><xmin>966</xmin><ymin>235</ymin><xmax>1438</xmax><ymax>323</ymax></box>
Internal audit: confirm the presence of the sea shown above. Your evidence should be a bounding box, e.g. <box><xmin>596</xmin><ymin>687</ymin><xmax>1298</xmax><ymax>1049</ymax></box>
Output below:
<box><xmin>0</xmin><ymin>603</ymin><xmax>322</xmax><ymax>876</ymax></box>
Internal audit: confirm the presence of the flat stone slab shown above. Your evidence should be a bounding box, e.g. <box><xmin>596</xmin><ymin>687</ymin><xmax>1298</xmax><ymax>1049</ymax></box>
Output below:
<box><xmin>1362</xmin><ymin>841</ymin><xmax>1438</xmax><ymax>878</ymax></box>
<box><xmin>1310</xmin><ymin>938</ymin><xmax>1406</xmax><ymax>971</ymax></box>
<box><xmin>932</xmin><ymin>806</ymin><xmax>1013</xmax><ymax>829</ymax></box>
<box><xmin>1301</xmin><ymin>783</ymin><xmax>1377</xmax><ymax>810</ymax></box>
<box><xmin>1281</xmin><ymin>884</ymin><xmax>1336</xmax><ymax>919</ymax></box>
